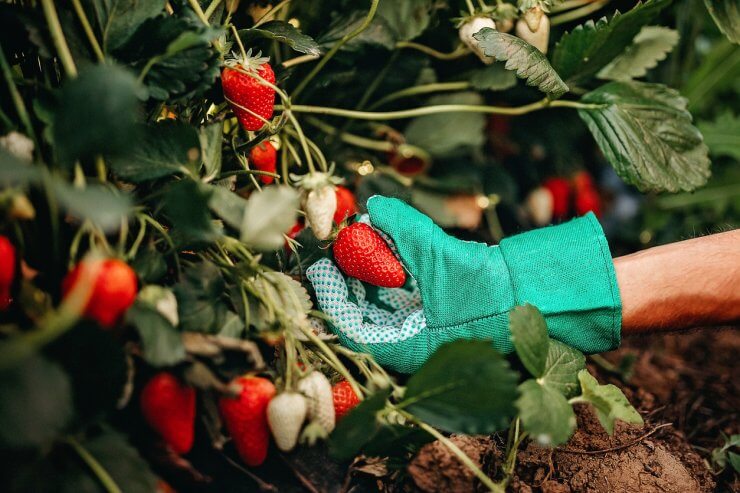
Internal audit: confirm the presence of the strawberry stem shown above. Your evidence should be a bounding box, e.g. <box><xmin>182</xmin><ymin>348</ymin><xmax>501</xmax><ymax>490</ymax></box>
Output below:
<box><xmin>41</xmin><ymin>0</ymin><xmax>78</xmax><ymax>77</ymax></box>
<box><xmin>396</xmin><ymin>41</ymin><xmax>471</xmax><ymax>60</ymax></box>
<box><xmin>368</xmin><ymin>81</ymin><xmax>471</xmax><ymax>110</ymax></box>
<box><xmin>70</xmin><ymin>0</ymin><xmax>104</xmax><ymax>62</ymax></box>
<box><xmin>252</xmin><ymin>0</ymin><xmax>292</xmax><ymax>28</ymax></box>
<box><xmin>187</xmin><ymin>0</ymin><xmax>210</xmax><ymax>26</ymax></box>
<box><xmin>63</xmin><ymin>437</ymin><xmax>123</xmax><ymax>493</ymax></box>
<box><xmin>550</xmin><ymin>0</ymin><xmax>610</xmax><ymax>26</ymax></box>
<box><xmin>278</xmin><ymin>99</ymin><xmax>605</xmax><ymax>120</ymax></box>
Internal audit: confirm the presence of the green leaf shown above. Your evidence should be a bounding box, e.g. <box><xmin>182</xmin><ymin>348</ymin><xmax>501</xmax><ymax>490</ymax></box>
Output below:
<box><xmin>509</xmin><ymin>304</ymin><xmax>549</xmax><ymax>378</ymax></box>
<box><xmin>402</xmin><ymin>340</ymin><xmax>518</xmax><ymax>434</ymax></box>
<box><xmin>110</xmin><ymin>121</ymin><xmax>200</xmax><ymax>182</ymax></box>
<box><xmin>200</xmin><ymin>121</ymin><xmax>223</xmax><ymax>181</ymax></box>
<box><xmin>318</xmin><ymin>11</ymin><xmax>396</xmax><ymax>52</ymax></box>
<box><xmin>240</xmin><ymin>186</ymin><xmax>300</xmax><ymax>251</ymax></box>
<box><xmin>682</xmin><ymin>40</ymin><xmax>740</xmax><ymax>113</ymax></box>
<box><xmin>126</xmin><ymin>301</ymin><xmax>185</xmax><ymax>367</ymax></box>
<box><xmin>51</xmin><ymin>181</ymin><xmax>132</xmax><ymax>233</ymax></box>
<box><xmin>362</xmin><ymin>424</ymin><xmax>434</xmax><ymax>458</ymax></box>
<box><xmin>81</xmin><ymin>0</ymin><xmax>166</xmax><ymax>52</ymax></box>
<box><xmin>53</xmin><ymin>64</ymin><xmax>142</xmax><ymax>165</ymax></box>
<box><xmin>73</xmin><ymin>428</ymin><xmax>158</xmax><ymax>492</ymax></box>
<box><xmin>376</xmin><ymin>0</ymin><xmax>435</xmax><ymax>41</ymax></box>
<box><xmin>404</xmin><ymin>92</ymin><xmax>487</xmax><ymax>158</ymax></box>
<box><xmin>162</xmin><ymin>180</ymin><xmax>219</xmax><ymax>248</ymax></box>
<box><xmin>578</xmin><ymin>81</ymin><xmax>711</xmax><ymax>193</ymax></box>
<box><xmin>117</xmin><ymin>16</ymin><xmax>221</xmax><ymax>101</ymax></box>
<box><xmin>0</xmin><ymin>354</ymin><xmax>73</xmax><ymax>448</ymax></box>
<box><xmin>697</xmin><ymin>112</ymin><xmax>740</xmax><ymax>159</ymax></box>
<box><xmin>468</xmin><ymin>63</ymin><xmax>518</xmax><ymax>91</ymax></box>
<box><xmin>729</xmin><ymin>451</ymin><xmax>740</xmax><ymax>473</ymax></box>
<box><xmin>208</xmin><ymin>185</ymin><xmax>248</xmax><ymax>231</ymax></box>
<box><xmin>597</xmin><ymin>26</ymin><xmax>679</xmax><ymax>81</ymax></box>
<box><xmin>239</xmin><ymin>21</ymin><xmax>321</xmax><ymax>56</ymax></box>
<box><xmin>540</xmin><ymin>340</ymin><xmax>586</xmax><ymax>397</ymax></box>
<box><xmin>704</xmin><ymin>0</ymin><xmax>740</xmax><ymax>43</ymax></box>
<box><xmin>516</xmin><ymin>380</ymin><xmax>576</xmax><ymax>446</ymax></box>
<box><xmin>329</xmin><ymin>388</ymin><xmax>391</xmax><ymax>461</ymax></box>
<box><xmin>577</xmin><ymin>370</ymin><xmax>643</xmax><ymax>434</ymax></box>
<box><xmin>473</xmin><ymin>29</ymin><xmax>568</xmax><ymax>98</ymax></box>
<box><xmin>552</xmin><ymin>0</ymin><xmax>671</xmax><ymax>85</ymax></box>
<box><xmin>219</xmin><ymin>311</ymin><xmax>246</xmax><ymax>338</ymax></box>
<box><xmin>173</xmin><ymin>261</ymin><xmax>228</xmax><ymax>333</ymax></box>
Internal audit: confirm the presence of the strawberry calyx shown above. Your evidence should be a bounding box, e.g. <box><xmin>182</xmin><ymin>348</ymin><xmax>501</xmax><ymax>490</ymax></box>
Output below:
<box><xmin>223</xmin><ymin>49</ymin><xmax>271</xmax><ymax>74</ymax></box>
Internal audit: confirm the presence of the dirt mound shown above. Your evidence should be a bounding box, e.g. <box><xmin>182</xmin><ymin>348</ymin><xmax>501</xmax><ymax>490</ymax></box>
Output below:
<box><xmin>408</xmin><ymin>435</ymin><xmax>494</xmax><ymax>493</ymax></box>
<box><xmin>511</xmin><ymin>405</ymin><xmax>714</xmax><ymax>493</ymax></box>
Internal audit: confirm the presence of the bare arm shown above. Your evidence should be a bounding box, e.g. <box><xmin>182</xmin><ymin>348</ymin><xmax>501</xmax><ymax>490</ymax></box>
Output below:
<box><xmin>614</xmin><ymin>229</ymin><xmax>740</xmax><ymax>334</ymax></box>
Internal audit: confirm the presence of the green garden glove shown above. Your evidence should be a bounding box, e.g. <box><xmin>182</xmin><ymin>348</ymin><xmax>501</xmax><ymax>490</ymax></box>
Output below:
<box><xmin>306</xmin><ymin>196</ymin><xmax>621</xmax><ymax>373</ymax></box>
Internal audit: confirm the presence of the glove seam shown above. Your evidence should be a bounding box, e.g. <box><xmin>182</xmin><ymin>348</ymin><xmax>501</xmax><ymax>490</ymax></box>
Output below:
<box><xmin>584</xmin><ymin>213</ymin><xmax>621</xmax><ymax>349</ymax></box>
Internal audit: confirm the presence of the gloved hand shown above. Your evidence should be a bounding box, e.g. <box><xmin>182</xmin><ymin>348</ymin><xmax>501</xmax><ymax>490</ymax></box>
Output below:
<box><xmin>306</xmin><ymin>196</ymin><xmax>621</xmax><ymax>374</ymax></box>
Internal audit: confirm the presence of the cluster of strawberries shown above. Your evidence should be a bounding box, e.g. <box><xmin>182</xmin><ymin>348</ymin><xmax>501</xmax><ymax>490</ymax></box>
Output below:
<box><xmin>526</xmin><ymin>171</ymin><xmax>602</xmax><ymax>226</ymax></box>
<box><xmin>140</xmin><ymin>372</ymin><xmax>359</xmax><ymax>466</ymax></box>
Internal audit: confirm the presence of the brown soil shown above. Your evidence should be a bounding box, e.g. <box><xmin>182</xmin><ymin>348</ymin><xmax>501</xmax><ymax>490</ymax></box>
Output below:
<box><xmin>402</xmin><ymin>330</ymin><xmax>738</xmax><ymax>493</ymax></box>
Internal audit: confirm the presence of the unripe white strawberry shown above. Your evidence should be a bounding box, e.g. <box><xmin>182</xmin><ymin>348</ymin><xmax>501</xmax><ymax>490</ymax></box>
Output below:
<box><xmin>459</xmin><ymin>16</ymin><xmax>497</xmax><ymax>64</ymax></box>
<box><xmin>305</xmin><ymin>185</ymin><xmax>336</xmax><ymax>240</ymax></box>
<box><xmin>525</xmin><ymin>186</ymin><xmax>554</xmax><ymax>226</ymax></box>
<box><xmin>516</xmin><ymin>8</ymin><xmax>550</xmax><ymax>54</ymax></box>
<box><xmin>267</xmin><ymin>392</ymin><xmax>307</xmax><ymax>452</ymax></box>
<box><xmin>297</xmin><ymin>371</ymin><xmax>335</xmax><ymax>433</ymax></box>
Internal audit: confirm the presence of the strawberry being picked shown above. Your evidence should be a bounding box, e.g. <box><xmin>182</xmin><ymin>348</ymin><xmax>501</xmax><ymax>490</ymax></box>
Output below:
<box><xmin>333</xmin><ymin>222</ymin><xmax>406</xmax><ymax>288</ymax></box>
<box><xmin>140</xmin><ymin>372</ymin><xmax>196</xmax><ymax>455</ymax></box>
<box><xmin>219</xmin><ymin>376</ymin><xmax>276</xmax><ymax>467</ymax></box>
<box><xmin>62</xmin><ymin>258</ymin><xmax>138</xmax><ymax>328</ymax></box>
<box><xmin>249</xmin><ymin>140</ymin><xmax>277</xmax><ymax>184</ymax></box>
<box><xmin>222</xmin><ymin>50</ymin><xmax>275</xmax><ymax>131</ymax></box>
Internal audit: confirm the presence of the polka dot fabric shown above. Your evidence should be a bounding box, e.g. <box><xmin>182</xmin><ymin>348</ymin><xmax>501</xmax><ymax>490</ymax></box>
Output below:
<box><xmin>306</xmin><ymin>259</ymin><xmax>425</xmax><ymax>345</ymax></box>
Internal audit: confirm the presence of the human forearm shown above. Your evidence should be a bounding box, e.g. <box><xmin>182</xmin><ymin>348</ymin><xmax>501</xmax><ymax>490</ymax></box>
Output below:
<box><xmin>614</xmin><ymin>229</ymin><xmax>740</xmax><ymax>334</ymax></box>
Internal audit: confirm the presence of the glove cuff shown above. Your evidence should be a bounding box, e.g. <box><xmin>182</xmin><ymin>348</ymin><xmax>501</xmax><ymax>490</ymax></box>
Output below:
<box><xmin>499</xmin><ymin>213</ymin><xmax>621</xmax><ymax>353</ymax></box>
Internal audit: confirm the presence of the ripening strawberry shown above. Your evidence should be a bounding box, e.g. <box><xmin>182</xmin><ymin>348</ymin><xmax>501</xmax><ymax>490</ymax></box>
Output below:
<box><xmin>516</xmin><ymin>7</ymin><xmax>550</xmax><ymax>54</ymax></box>
<box><xmin>543</xmin><ymin>177</ymin><xmax>572</xmax><ymax>220</ymax></box>
<box><xmin>249</xmin><ymin>141</ymin><xmax>277</xmax><ymax>184</ymax></box>
<box><xmin>219</xmin><ymin>376</ymin><xmax>276</xmax><ymax>467</ymax></box>
<box><xmin>140</xmin><ymin>372</ymin><xmax>196</xmax><ymax>455</ymax></box>
<box><xmin>333</xmin><ymin>186</ymin><xmax>357</xmax><ymax>224</ymax></box>
<box><xmin>332</xmin><ymin>380</ymin><xmax>360</xmax><ymax>421</ymax></box>
<box><xmin>459</xmin><ymin>16</ymin><xmax>497</xmax><ymax>64</ymax></box>
<box><xmin>333</xmin><ymin>222</ymin><xmax>406</xmax><ymax>288</ymax></box>
<box><xmin>0</xmin><ymin>235</ymin><xmax>16</xmax><ymax>310</ymax></box>
<box><xmin>297</xmin><ymin>371</ymin><xmax>335</xmax><ymax>434</ymax></box>
<box><xmin>62</xmin><ymin>258</ymin><xmax>138</xmax><ymax>328</ymax></box>
<box><xmin>267</xmin><ymin>392</ymin><xmax>307</xmax><ymax>452</ymax></box>
<box><xmin>575</xmin><ymin>187</ymin><xmax>602</xmax><ymax>217</ymax></box>
<box><xmin>305</xmin><ymin>185</ymin><xmax>336</xmax><ymax>240</ymax></box>
<box><xmin>221</xmin><ymin>51</ymin><xmax>275</xmax><ymax>131</ymax></box>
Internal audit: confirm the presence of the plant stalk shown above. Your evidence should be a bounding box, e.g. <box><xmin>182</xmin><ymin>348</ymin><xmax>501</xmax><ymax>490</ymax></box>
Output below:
<box><xmin>41</xmin><ymin>0</ymin><xmax>78</xmax><ymax>77</ymax></box>
<box><xmin>64</xmin><ymin>437</ymin><xmax>122</xmax><ymax>493</ymax></box>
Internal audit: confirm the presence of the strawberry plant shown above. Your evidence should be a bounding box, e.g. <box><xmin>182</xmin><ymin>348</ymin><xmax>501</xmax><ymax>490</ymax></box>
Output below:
<box><xmin>0</xmin><ymin>0</ymin><xmax>736</xmax><ymax>491</ymax></box>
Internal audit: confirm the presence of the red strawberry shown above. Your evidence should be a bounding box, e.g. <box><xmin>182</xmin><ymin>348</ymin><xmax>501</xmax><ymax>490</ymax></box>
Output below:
<box><xmin>219</xmin><ymin>376</ymin><xmax>276</xmax><ymax>467</ymax></box>
<box><xmin>140</xmin><ymin>372</ymin><xmax>196</xmax><ymax>454</ymax></box>
<box><xmin>62</xmin><ymin>258</ymin><xmax>138</xmax><ymax>328</ymax></box>
<box><xmin>543</xmin><ymin>177</ymin><xmax>571</xmax><ymax>219</ymax></box>
<box><xmin>333</xmin><ymin>186</ymin><xmax>357</xmax><ymax>224</ymax></box>
<box><xmin>249</xmin><ymin>141</ymin><xmax>277</xmax><ymax>184</ymax></box>
<box><xmin>333</xmin><ymin>222</ymin><xmax>406</xmax><ymax>288</ymax></box>
<box><xmin>221</xmin><ymin>52</ymin><xmax>275</xmax><ymax>131</ymax></box>
<box><xmin>332</xmin><ymin>380</ymin><xmax>360</xmax><ymax>421</ymax></box>
<box><xmin>0</xmin><ymin>235</ymin><xmax>16</xmax><ymax>310</ymax></box>
<box><xmin>572</xmin><ymin>170</ymin><xmax>596</xmax><ymax>192</ymax></box>
<box><xmin>388</xmin><ymin>151</ymin><xmax>429</xmax><ymax>177</ymax></box>
<box><xmin>575</xmin><ymin>188</ymin><xmax>602</xmax><ymax>217</ymax></box>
